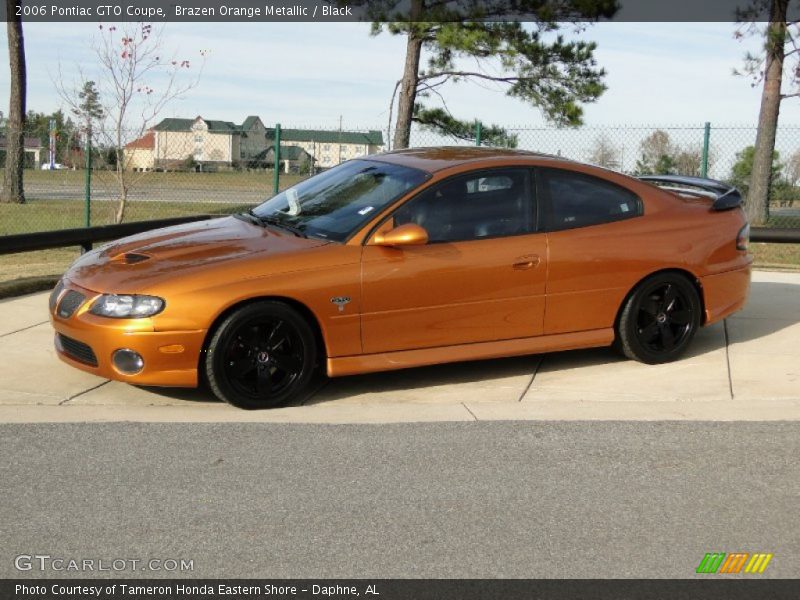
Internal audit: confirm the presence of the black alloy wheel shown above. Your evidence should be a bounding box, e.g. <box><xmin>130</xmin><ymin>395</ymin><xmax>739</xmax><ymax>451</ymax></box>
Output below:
<box><xmin>205</xmin><ymin>301</ymin><xmax>320</xmax><ymax>409</ymax></box>
<box><xmin>616</xmin><ymin>273</ymin><xmax>701</xmax><ymax>364</ymax></box>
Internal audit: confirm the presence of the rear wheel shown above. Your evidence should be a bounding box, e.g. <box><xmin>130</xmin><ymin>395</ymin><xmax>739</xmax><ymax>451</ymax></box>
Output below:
<box><xmin>205</xmin><ymin>301</ymin><xmax>320</xmax><ymax>409</ymax></box>
<box><xmin>616</xmin><ymin>273</ymin><xmax>701</xmax><ymax>364</ymax></box>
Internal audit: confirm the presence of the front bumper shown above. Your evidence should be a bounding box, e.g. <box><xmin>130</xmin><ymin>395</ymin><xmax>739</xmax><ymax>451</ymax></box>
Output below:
<box><xmin>50</xmin><ymin>281</ymin><xmax>205</xmax><ymax>387</ymax></box>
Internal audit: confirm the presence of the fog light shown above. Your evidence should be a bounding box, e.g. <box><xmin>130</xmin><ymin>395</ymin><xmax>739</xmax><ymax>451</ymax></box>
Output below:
<box><xmin>112</xmin><ymin>349</ymin><xmax>144</xmax><ymax>375</ymax></box>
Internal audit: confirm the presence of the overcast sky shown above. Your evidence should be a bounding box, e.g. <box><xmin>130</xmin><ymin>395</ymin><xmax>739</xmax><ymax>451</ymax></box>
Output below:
<box><xmin>2</xmin><ymin>21</ymin><xmax>800</xmax><ymax>130</ymax></box>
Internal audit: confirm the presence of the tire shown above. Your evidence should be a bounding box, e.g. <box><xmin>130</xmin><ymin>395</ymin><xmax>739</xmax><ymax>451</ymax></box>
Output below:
<box><xmin>204</xmin><ymin>301</ymin><xmax>321</xmax><ymax>409</ymax></box>
<box><xmin>616</xmin><ymin>272</ymin><xmax>702</xmax><ymax>364</ymax></box>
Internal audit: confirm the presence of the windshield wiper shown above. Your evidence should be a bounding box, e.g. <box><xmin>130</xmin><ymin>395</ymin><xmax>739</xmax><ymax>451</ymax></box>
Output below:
<box><xmin>237</xmin><ymin>209</ymin><xmax>263</xmax><ymax>226</ymax></box>
<box><xmin>249</xmin><ymin>211</ymin><xmax>307</xmax><ymax>238</ymax></box>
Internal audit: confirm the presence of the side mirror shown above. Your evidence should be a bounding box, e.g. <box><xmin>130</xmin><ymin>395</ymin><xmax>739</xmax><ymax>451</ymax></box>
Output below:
<box><xmin>373</xmin><ymin>223</ymin><xmax>429</xmax><ymax>247</ymax></box>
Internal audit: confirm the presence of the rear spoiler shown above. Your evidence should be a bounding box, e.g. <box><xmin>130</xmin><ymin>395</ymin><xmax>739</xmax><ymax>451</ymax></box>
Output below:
<box><xmin>637</xmin><ymin>175</ymin><xmax>742</xmax><ymax>211</ymax></box>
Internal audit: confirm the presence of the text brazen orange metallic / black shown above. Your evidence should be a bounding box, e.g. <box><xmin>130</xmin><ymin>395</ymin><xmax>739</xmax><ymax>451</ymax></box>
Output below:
<box><xmin>49</xmin><ymin>147</ymin><xmax>752</xmax><ymax>409</ymax></box>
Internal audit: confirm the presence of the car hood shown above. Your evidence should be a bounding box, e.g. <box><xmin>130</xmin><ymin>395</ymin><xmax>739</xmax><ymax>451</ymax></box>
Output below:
<box><xmin>64</xmin><ymin>216</ymin><xmax>331</xmax><ymax>293</ymax></box>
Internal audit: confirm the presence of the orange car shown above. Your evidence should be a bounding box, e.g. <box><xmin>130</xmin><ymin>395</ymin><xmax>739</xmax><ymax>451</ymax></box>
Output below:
<box><xmin>49</xmin><ymin>147</ymin><xmax>752</xmax><ymax>409</ymax></box>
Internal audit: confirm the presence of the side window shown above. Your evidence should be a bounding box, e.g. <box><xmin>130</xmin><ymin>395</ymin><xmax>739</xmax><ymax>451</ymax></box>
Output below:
<box><xmin>393</xmin><ymin>169</ymin><xmax>534</xmax><ymax>243</ymax></box>
<box><xmin>540</xmin><ymin>168</ymin><xmax>641</xmax><ymax>231</ymax></box>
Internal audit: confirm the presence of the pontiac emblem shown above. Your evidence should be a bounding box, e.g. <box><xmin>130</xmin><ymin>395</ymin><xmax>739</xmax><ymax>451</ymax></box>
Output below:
<box><xmin>330</xmin><ymin>296</ymin><xmax>351</xmax><ymax>312</ymax></box>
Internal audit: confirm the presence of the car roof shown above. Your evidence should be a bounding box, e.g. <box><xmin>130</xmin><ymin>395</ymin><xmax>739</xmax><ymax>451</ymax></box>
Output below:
<box><xmin>367</xmin><ymin>146</ymin><xmax>572</xmax><ymax>174</ymax></box>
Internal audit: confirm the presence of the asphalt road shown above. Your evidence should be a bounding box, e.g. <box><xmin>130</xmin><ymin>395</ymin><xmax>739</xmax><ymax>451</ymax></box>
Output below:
<box><xmin>1</xmin><ymin>421</ymin><xmax>797</xmax><ymax>578</ymax></box>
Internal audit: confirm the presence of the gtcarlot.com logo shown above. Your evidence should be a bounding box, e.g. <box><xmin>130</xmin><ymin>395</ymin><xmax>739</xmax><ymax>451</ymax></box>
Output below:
<box><xmin>14</xmin><ymin>554</ymin><xmax>194</xmax><ymax>572</ymax></box>
<box><xmin>696</xmin><ymin>552</ymin><xmax>773</xmax><ymax>574</ymax></box>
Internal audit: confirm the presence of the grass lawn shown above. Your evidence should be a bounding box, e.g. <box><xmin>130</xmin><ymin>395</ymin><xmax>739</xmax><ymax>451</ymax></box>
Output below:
<box><xmin>751</xmin><ymin>242</ymin><xmax>800</xmax><ymax>268</ymax></box>
<box><xmin>0</xmin><ymin>246</ymin><xmax>78</xmax><ymax>280</ymax></box>
<box><xmin>0</xmin><ymin>169</ymin><xmax>308</xmax><ymax>235</ymax></box>
<box><xmin>0</xmin><ymin>199</ymin><xmax>253</xmax><ymax>236</ymax></box>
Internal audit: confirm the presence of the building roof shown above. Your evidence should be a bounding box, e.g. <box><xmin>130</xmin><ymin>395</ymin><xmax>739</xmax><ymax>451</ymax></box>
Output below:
<box><xmin>241</xmin><ymin>115</ymin><xmax>262</xmax><ymax>131</ymax></box>
<box><xmin>152</xmin><ymin>117</ymin><xmax>240</xmax><ymax>133</ymax></box>
<box><xmin>261</xmin><ymin>145</ymin><xmax>313</xmax><ymax>161</ymax></box>
<box><xmin>266</xmin><ymin>128</ymin><xmax>384</xmax><ymax>146</ymax></box>
<box><xmin>150</xmin><ymin>117</ymin><xmax>384</xmax><ymax>146</ymax></box>
<box><xmin>273</xmin><ymin>145</ymin><xmax>313</xmax><ymax>160</ymax></box>
<box><xmin>124</xmin><ymin>131</ymin><xmax>155</xmax><ymax>150</ymax></box>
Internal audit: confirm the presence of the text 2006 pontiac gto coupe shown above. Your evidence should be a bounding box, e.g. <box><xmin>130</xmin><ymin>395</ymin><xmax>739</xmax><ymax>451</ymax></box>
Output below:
<box><xmin>49</xmin><ymin>147</ymin><xmax>751</xmax><ymax>409</ymax></box>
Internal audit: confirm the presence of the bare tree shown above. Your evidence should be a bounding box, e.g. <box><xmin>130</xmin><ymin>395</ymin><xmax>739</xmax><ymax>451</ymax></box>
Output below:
<box><xmin>58</xmin><ymin>23</ymin><xmax>204</xmax><ymax>222</ymax></box>
<box><xmin>673</xmin><ymin>149</ymin><xmax>702</xmax><ymax>177</ymax></box>
<box><xmin>786</xmin><ymin>148</ymin><xmax>800</xmax><ymax>186</ymax></box>
<box><xmin>587</xmin><ymin>134</ymin><xmax>620</xmax><ymax>169</ymax></box>
<box><xmin>2</xmin><ymin>0</ymin><xmax>27</xmax><ymax>204</ymax></box>
<box><xmin>634</xmin><ymin>130</ymin><xmax>676</xmax><ymax>175</ymax></box>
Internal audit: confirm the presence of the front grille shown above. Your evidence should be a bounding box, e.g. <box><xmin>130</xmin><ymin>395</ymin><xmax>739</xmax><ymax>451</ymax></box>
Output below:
<box><xmin>56</xmin><ymin>333</ymin><xmax>98</xmax><ymax>367</ymax></box>
<box><xmin>49</xmin><ymin>280</ymin><xmax>65</xmax><ymax>313</ymax></box>
<box><xmin>57</xmin><ymin>290</ymin><xmax>86</xmax><ymax>319</ymax></box>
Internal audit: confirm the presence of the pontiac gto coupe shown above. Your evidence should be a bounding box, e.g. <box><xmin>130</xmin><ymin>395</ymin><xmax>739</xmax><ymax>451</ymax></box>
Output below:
<box><xmin>49</xmin><ymin>147</ymin><xmax>752</xmax><ymax>409</ymax></box>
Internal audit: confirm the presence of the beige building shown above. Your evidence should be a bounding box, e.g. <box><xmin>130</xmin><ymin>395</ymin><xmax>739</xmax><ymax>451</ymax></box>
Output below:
<box><xmin>122</xmin><ymin>117</ymin><xmax>383</xmax><ymax>171</ymax></box>
<box><xmin>149</xmin><ymin>116</ymin><xmax>243</xmax><ymax>169</ymax></box>
<box><xmin>123</xmin><ymin>131</ymin><xmax>155</xmax><ymax>171</ymax></box>
<box><xmin>265</xmin><ymin>128</ymin><xmax>384</xmax><ymax>169</ymax></box>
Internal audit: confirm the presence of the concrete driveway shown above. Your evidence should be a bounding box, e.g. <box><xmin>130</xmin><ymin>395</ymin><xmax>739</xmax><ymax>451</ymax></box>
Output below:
<box><xmin>1</xmin><ymin>270</ymin><xmax>797</xmax><ymax>423</ymax></box>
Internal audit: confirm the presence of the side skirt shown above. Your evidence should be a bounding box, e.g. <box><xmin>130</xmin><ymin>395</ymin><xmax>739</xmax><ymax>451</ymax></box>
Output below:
<box><xmin>327</xmin><ymin>328</ymin><xmax>615</xmax><ymax>377</ymax></box>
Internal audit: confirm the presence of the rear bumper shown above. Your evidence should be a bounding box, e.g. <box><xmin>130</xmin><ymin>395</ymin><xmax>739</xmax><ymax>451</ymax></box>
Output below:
<box><xmin>700</xmin><ymin>263</ymin><xmax>751</xmax><ymax>325</ymax></box>
<box><xmin>50</xmin><ymin>282</ymin><xmax>205</xmax><ymax>387</ymax></box>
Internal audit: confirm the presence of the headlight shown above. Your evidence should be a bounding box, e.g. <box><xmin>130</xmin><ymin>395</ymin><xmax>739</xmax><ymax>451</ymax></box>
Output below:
<box><xmin>89</xmin><ymin>294</ymin><xmax>165</xmax><ymax>318</ymax></box>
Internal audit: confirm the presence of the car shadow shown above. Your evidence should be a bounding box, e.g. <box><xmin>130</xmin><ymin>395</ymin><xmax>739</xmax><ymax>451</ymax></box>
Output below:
<box><xmin>134</xmin><ymin>280</ymin><xmax>798</xmax><ymax>406</ymax></box>
<box><xmin>131</xmin><ymin>385</ymin><xmax>220</xmax><ymax>404</ymax></box>
<box><xmin>306</xmin><ymin>355</ymin><xmax>541</xmax><ymax>405</ymax></box>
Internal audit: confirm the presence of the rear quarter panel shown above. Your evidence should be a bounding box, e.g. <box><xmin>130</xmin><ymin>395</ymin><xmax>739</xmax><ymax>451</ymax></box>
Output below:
<box><xmin>544</xmin><ymin>175</ymin><xmax>751</xmax><ymax>335</ymax></box>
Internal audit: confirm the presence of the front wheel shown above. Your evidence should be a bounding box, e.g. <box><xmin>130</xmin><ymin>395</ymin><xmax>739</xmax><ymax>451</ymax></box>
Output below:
<box><xmin>204</xmin><ymin>301</ymin><xmax>320</xmax><ymax>409</ymax></box>
<box><xmin>616</xmin><ymin>273</ymin><xmax>701</xmax><ymax>364</ymax></box>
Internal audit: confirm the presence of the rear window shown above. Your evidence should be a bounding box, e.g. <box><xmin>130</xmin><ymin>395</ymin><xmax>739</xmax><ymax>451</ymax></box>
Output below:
<box><xmin>540</xmin><ymin>168</ymin><xmax>641</xmax><ymax>231</ymax></box>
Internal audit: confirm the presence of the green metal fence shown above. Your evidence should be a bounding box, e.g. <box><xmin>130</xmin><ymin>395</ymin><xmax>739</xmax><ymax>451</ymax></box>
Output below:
<box><xmin>1</xmin><ymin>122</ymin><xmax>800</xmax><ymax>239</ymax></box>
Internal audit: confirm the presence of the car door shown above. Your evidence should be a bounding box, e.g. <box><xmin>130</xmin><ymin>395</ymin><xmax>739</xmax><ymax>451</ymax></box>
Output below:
<box><xmin>360</xmin><ymin>168</ymin><xmax>547</xmax><ymax>354</ymax></box>
<box><xmin>537</xmin><ymin>167</ymin><xmax>644</xmax><ymax>335</ymax></box>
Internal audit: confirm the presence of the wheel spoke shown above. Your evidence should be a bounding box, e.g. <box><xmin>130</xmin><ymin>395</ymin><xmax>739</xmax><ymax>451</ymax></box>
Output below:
<box><xmin>641</xmin><ymin>297</ymin><xmax>660</xmax><ymax>316</ymax></box>
<box><xmin>228</xmin><ymin>357</ymin><xmax>255</xmax><ymax>379</ymax></box>
<box><xmin>266</xmin><ymin>320</ymin><xmax>285</xmax><ymax>346</ymax></box>
<box><xmin>239</xmin><ymin>325</ymin><xmax>260</xmax><ymax>346</ymax></box>
<box><xmin>670</xmin><ymin>310</ymin><xmax>691</xmax><ymax>325</ymax></box>
<box><xmin>661</xmin><ymin>284</ymin><xmax>677</xmax><ymax>312</ymax></box>
<box><xmin>660</xmin><ymin>324</ymin><xmax>676</xmax><ymax>350</ymax></box>
<box><xmin>271</xmin><ymin>351</ymin><xmax>302</xmax><ymax>374</ymax></box>
<box><xmin>639</xmin><ymin>321</ymin><xmax>659</xmax><ymax>341</ymax></box>
<box><xmin>256</xmin><ymin>364</ymin><xmax>272</xmax><ymax>395</ymax></box>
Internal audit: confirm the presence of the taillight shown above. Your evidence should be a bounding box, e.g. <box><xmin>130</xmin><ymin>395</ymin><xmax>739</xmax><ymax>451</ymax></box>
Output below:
<box><xmin>737</xmin><ymin>223</ymin><xmax>750</xmax><ymax>251</ymax></box>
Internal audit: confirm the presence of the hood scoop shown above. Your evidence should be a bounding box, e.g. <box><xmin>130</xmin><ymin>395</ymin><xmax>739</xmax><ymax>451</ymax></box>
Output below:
<box><xmin>112</xmin><ymin>252</ymin><xmax>152</xmax><ymax>265</ymax></box>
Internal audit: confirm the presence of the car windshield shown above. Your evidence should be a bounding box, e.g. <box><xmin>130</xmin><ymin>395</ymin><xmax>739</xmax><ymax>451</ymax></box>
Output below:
<box><xmin>250</xmin><ymin>160</ymin><xmax>429</xmax><ymax>242</ymax></box>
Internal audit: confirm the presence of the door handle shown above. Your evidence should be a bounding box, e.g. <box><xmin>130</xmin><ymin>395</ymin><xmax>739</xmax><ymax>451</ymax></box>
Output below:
<box><xmin>512</xmin><ymin>255</ymin><xmax>541</xmax><ymax>270</ymax></box>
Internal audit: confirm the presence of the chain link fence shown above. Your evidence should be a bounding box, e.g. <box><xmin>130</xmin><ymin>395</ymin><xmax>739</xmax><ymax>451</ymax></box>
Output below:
<box><xmin>1</xmin><ymin>122</ymin><xmax>799</xmax><ymax>238</ymax></box>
